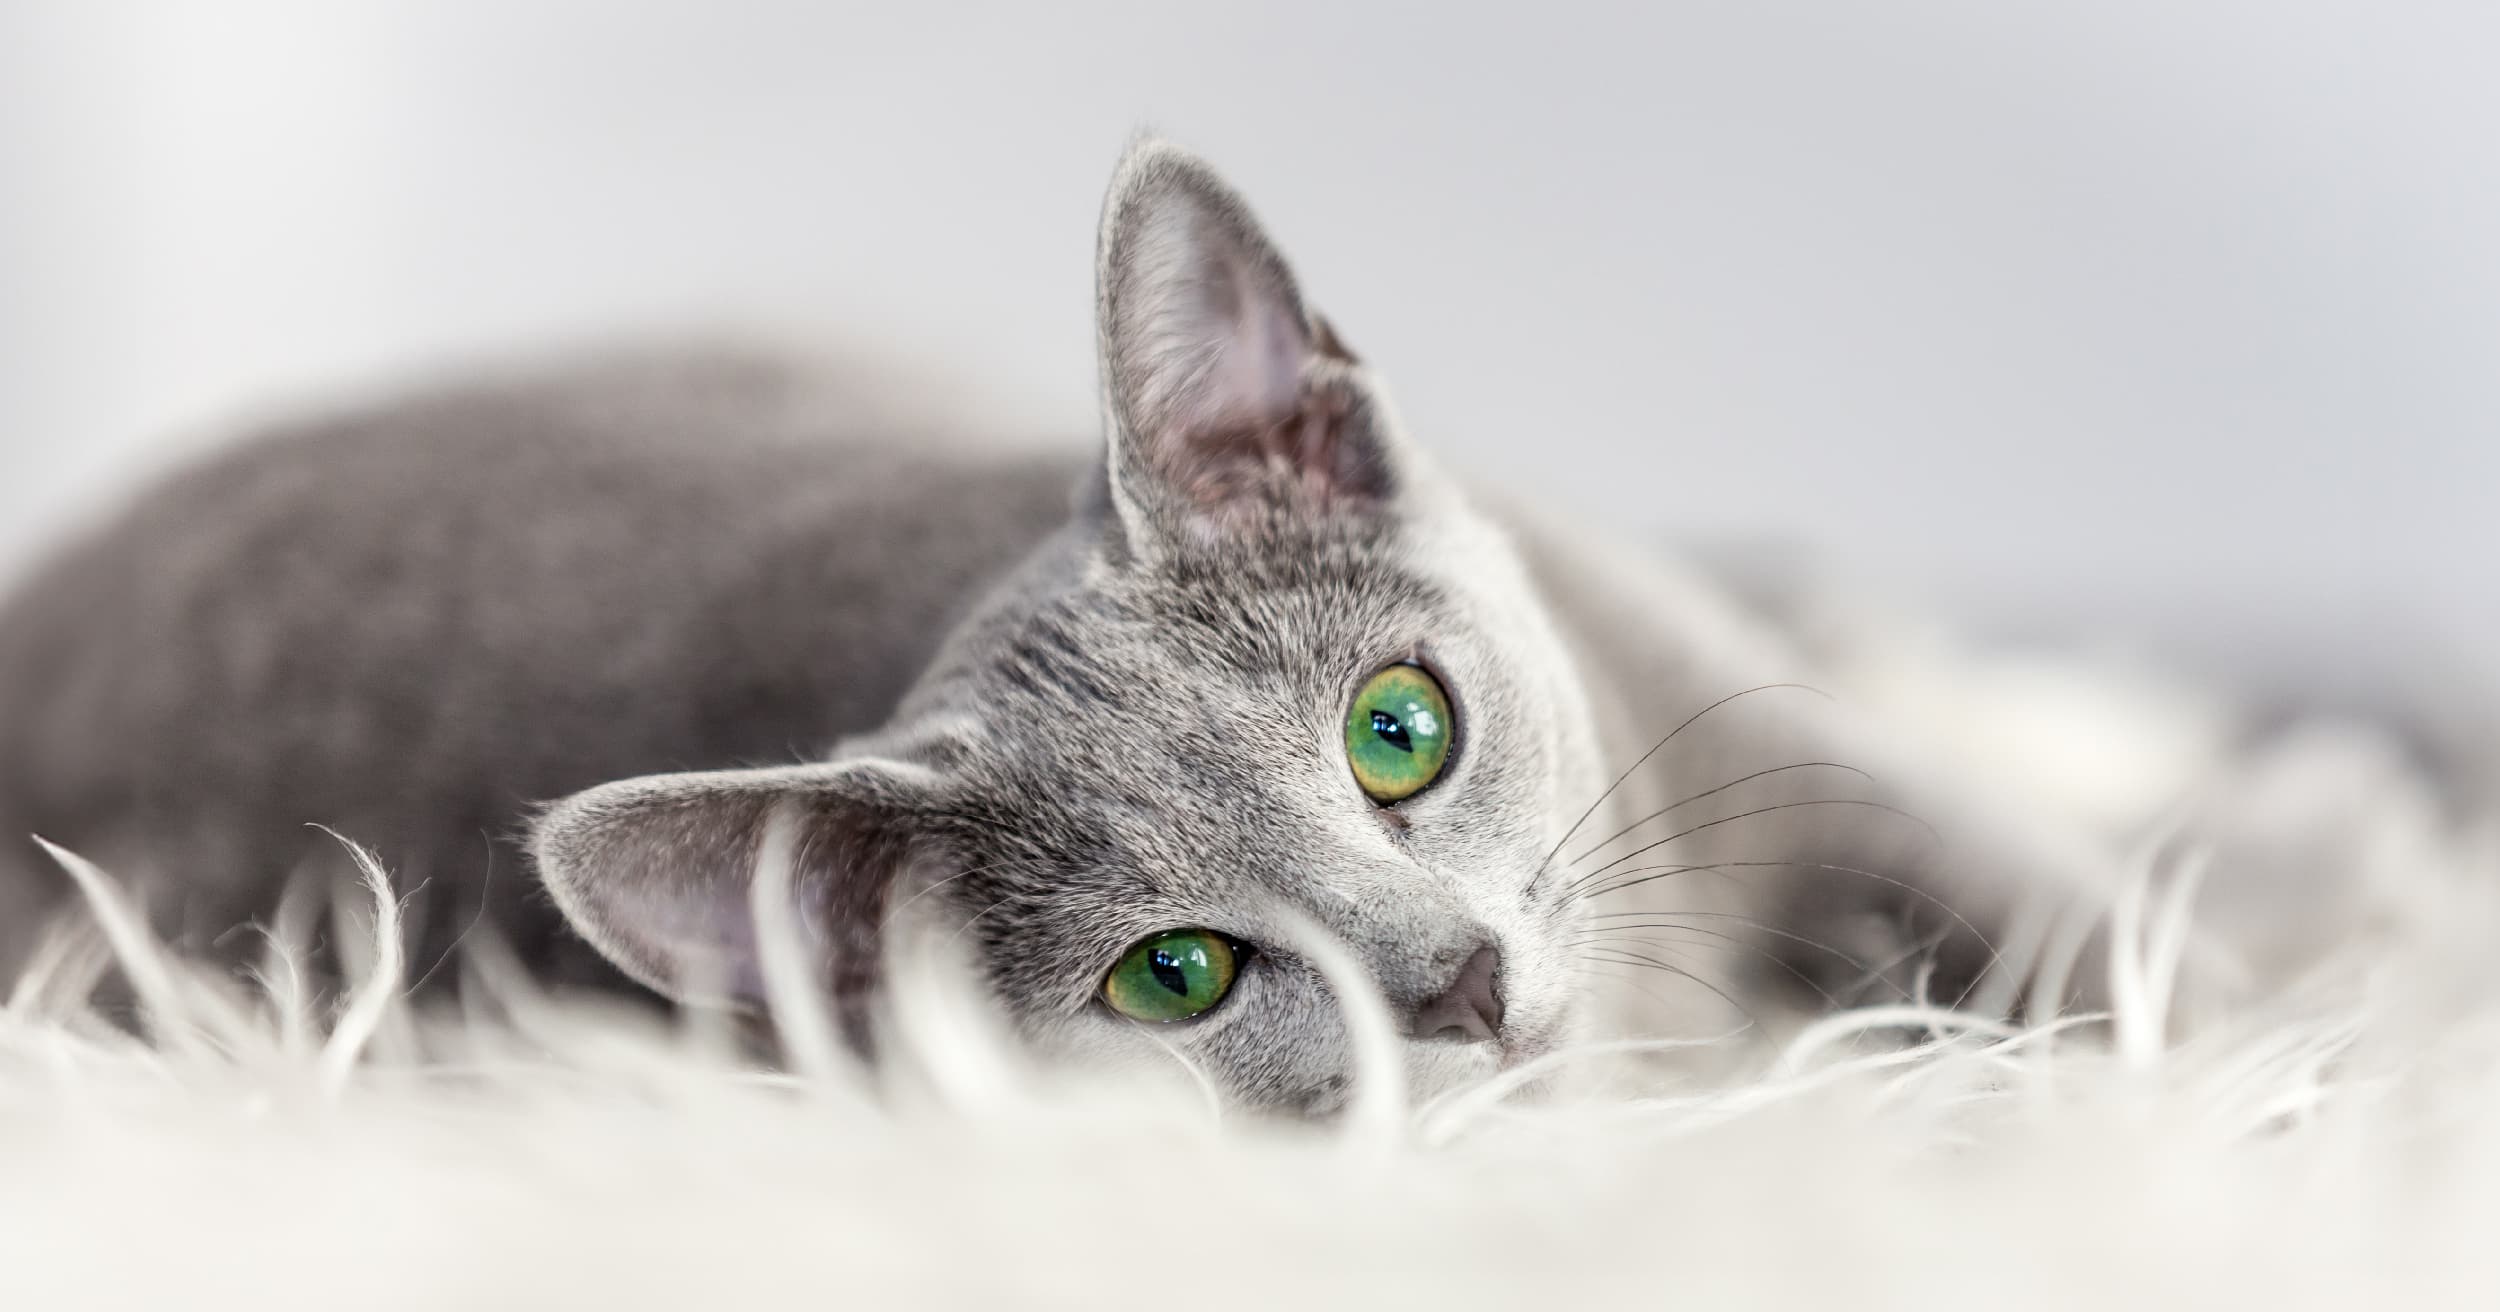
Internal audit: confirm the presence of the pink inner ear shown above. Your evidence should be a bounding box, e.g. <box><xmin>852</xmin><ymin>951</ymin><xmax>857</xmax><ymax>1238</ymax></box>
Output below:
<box><xmin>1129</xmin><ymin>275</ymin><xmax>1389</xmax><ymax>517</ymax></box>
<box><xmin>1157</xmin><ymin>371</ymin><xmax>1388</xmax><ymax>518</ymax></box>
<box><xmin>1123</xmin><ymin>227</ymin><xmax>1354</xmax><ymax>511</ymax></box>
<box><xmin>1200</xmin><ymin>275</ymin><xmax>1308</xmax><ymax>434</ymax></box>
<box><xmin>1104</xmin><ymin>161</ymin><xmax>1395</xmax><ymax>520</ymax></box>
<box><xmin>1118</xmin><ymin>198</ymin><xmax>1312</xmax><ymax>444</ymax></box>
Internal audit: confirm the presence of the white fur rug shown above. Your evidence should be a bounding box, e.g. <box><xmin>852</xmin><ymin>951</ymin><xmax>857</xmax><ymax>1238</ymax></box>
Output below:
<box><xmin>5</xmin><ymin>651</ymin><xmax>2496</xmax><ymax>1310</ymax></box>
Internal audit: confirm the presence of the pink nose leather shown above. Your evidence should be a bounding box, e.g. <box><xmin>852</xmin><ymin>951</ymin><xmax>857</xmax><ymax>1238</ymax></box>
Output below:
<box><xmin>1410</xmin><ymin>944</ymin><xmax>1503</xmax><ymax>1043</ymax></box>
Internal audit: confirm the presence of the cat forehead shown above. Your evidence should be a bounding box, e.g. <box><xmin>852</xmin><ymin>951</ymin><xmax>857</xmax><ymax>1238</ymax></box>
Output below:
<box><xmin>879</xmin><ymin>501</ymin><xmax>1545</xmax><ymax>866</ymax></box>
<box><xmin>948</xmin><ymin>587</ymin><xmax>1414</xmax><ymax>762</ymax></box>
<box><xmin>893</xmin><ymin>512</ymin><xmax>1543</xmax><ymax>790</ymax></box>
<box><xmin>1137</xmin><ymin>514</ymin><xmax>1485</xmax><ymax>627</ymax></box>
<box><xmin>930</xmin><ymin>557</ymin><xmax>1543</xmax><ymax>833</ymax></box>
<box><xmin>896</xmin><ymin>565</ymin><xmax>1455</xmax><ymax>843</ymax></box>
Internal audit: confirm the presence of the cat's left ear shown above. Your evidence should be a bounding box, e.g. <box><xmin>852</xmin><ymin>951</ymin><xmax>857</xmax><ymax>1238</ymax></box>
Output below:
<box><xmin>1094</xmin><ymin>139</ymin><xmax>1402</xmax><ymax>531</ymax></box>
<box><xmin>530</xmin><ymin>760</ymin><xmax>944</xmax><ymax>1035</ymax></box>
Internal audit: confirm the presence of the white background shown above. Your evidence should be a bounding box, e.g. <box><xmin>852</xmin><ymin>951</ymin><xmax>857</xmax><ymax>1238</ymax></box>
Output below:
<box><xmin>4</xmin><ymin>3</ymin><xmax>2493</xmax><ymax>696</ymax></box>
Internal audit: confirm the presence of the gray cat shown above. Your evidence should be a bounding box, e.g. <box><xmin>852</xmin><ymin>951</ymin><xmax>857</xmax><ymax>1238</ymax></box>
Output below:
<box><xmin>0</xmin><ymin>141</ymin><xmax>2114</xmax><ymax>1111</ymax></box>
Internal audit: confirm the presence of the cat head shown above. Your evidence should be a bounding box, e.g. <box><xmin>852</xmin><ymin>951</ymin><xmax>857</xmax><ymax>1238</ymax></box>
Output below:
<box><xmin>532</xmin><ymin>140</ymin><xmax>1607</xmax><ymax>1112</ymax></box>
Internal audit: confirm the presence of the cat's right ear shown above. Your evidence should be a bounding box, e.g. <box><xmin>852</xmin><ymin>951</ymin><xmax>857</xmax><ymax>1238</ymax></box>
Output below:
<box><xmin>529</xmin><ymin>760</ymin><xmax>942</xmax><ymax>1033</ymax></box>
<box><xmin>1092</xmin><ymin>139</ymin><xmax>1406</xmax><ymax>539</ymax></box>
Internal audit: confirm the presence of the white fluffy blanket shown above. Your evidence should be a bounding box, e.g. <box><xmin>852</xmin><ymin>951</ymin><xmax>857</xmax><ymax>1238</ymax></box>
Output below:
<box><xmin>5</xmin><ymin>649</ymin><xmax>2495</xmax><ymax>1310</ymax></box>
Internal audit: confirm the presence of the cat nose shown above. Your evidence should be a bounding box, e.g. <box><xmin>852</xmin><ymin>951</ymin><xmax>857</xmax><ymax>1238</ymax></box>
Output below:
<box><xmin>1410</xmin><ymin>943</ymin><xmax>1504</xmax><ymax>1043</ymax></box>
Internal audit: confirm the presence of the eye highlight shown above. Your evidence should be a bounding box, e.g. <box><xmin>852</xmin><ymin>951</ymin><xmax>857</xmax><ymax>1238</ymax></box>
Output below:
<box><xmin>1103</xmin><ymin>929</ymin><xmax>1240</xmax><ymax>1022</ymax></box>
<box><xmin>1345</xmin><ymin>663</ymin><xmax>1454</xmax><ymax>803</ymax></box>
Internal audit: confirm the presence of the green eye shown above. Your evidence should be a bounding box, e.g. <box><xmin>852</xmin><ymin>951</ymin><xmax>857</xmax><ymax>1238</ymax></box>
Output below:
<box><xmin>1103</xmin><ymin>930</ymin><xmax>1240</xmax><ymax>1023</ymax></box>
<box><xmin>1345</xmin><ymin>663</ymin><xmax>1455</xmax><ymax>803</ymax></box>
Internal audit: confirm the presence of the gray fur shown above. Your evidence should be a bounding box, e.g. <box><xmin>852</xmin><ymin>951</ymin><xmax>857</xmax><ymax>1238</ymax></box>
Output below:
<box><xmin>0</xmin><ymin>141</ymin><xmax>2112</xmax><ymax>1110</ymax></box>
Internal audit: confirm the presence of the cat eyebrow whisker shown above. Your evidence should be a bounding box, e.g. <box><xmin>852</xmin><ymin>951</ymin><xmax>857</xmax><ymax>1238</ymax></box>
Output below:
<box><xmin>880</xmin><ymin>853</ymin><xmax>1048</xmax><ymax>933</ymax></box>
<box><xmin>940</xmin><ymin>894</ymin><xmax>1020</xmax><ymax>955</ymax></box>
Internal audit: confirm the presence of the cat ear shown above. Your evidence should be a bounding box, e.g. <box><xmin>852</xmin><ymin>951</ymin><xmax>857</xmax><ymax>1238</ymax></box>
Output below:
<box><xmin>1094</xmin><ymin>139</ymin><xmax>1395</xmax><ymax>529</ymax></box>
<box><xmin>530</xmin><ymin>760</ymin><xmax>939</xmax><ymax>1028</ymax></box>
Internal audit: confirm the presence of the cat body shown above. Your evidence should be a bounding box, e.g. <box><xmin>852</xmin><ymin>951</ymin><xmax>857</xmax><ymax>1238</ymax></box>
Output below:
<box><xmin>0</xmin><ymin>353</ymin><xmax>1078</xmax><ymax>988</ymax></box>
<box><xmin>0</xmin><ymin>143</ymin><xmax>2105</xmax><ymax>1110</ymax></box>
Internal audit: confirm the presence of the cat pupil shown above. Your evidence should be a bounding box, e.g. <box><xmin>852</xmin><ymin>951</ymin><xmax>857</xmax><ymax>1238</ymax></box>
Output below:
<box><xmin>1370</xmin><ymin>710</ymin><xmax>1414</xmax><ymax>753</ymax></box>
<box><xmin>1149</xmin><ymin>950</ymin><xmax>1190</xmax><ymax>996</ymax></box>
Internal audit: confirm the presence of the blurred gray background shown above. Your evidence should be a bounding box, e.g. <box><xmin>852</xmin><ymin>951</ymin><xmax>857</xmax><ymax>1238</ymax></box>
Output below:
<box><xmin>3</xmin><ymin>2</ymin><xmax>2493</xmax><ymax>700</ymax></box>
